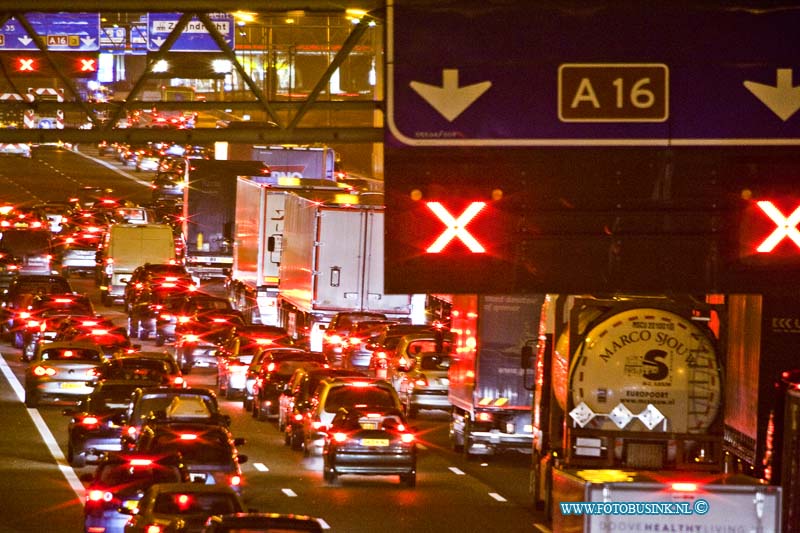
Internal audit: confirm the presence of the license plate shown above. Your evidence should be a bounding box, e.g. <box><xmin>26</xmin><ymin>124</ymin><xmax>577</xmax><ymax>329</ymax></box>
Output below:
<box><xmin>360</xmin><ymin>422</ymin><xmax>379</xmax><ymax>430</ymax></box>
<box><xmin>60</xmin><ymin>382</ymin><xmax>85</xmax><ymax>389</ymax></box>
<box><xmin>361</xmin><ymin>438</ymin><xmax>389</xmax><ymax>447</ymax></box>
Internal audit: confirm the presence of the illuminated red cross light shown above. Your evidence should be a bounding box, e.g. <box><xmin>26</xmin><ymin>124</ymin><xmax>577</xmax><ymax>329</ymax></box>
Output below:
<box><xmin>17</xmin><ymin>58</ymin><xmax>35</xmax><ymax>71</ymax></box>
<box><xmin>79</xmin><ymin>58</ymin><xmax>96</xmax><ymax>72</ymax></box>
<box><xmin>755</xmin><ymin>200</ymin><xmax>800</xmax><ymax>252</ymax></box>
<box><xmin>425</xmin><ymin>201</ymin><xmax>486</xmax><ymax>253</ymax></box>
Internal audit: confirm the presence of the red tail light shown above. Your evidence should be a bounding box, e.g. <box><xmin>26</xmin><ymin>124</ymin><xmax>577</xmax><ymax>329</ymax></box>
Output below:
<box><xmin>87</xmin><ymin>489</ymin><xmax>112</xmax><ymax>502</ymax></box>
<box><xmin>332</xmin><ymin>432</ymin><xmax>348</xmax><ymax>443</ymax></box>
<box><xmin>173</xmin><ymin>376</ymin><xmax>185</xmax><ymax>387</ymax></box>
<box><xmin>229</xmin><ymin>474</ymin><xmax>242</xmax><ymax>487</ymax></box>
<box><xmin>266</xmin><ymin>362</ymin><xmax>276</xmax><ymax>372</ymax></box>
<box><xmin>80</xmin><ymin>416</ymin><xmax>99</xmax><ymax>426</ymax></box>
<box><xmin>129</xmin><ymin>458</ymin><xmax>153</xmax><ymax>466</ymax></box>
<box><xmin>400</xmin><ymin>433</ymin><xmax>415</xmax><ymax>444</ymax></box>
<box><xmin>146</xmin><ymin>524</ymin><xmax>164</xmax><ymax>533</ymax></box>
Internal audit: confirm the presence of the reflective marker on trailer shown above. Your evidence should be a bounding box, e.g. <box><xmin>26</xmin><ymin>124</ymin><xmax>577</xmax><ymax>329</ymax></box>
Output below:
<box><xmin>425</xmin><ymin>201</ymin><xmax>486</xmax><ymax>253</ymax></box>
<box><xmin>755</xmin><ymin>201</ymin><xmax>800</xmax><ymax>252</ymax></box>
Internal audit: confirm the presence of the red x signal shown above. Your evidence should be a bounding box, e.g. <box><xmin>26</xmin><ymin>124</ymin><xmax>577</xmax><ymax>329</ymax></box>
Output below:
<box><xmin>755</xmin><ymin>200</ymin><xmax>800</xmax><ymax>253</ymax></box>
<box><xmin>78</xmin><ymin>58</ymin><xmax>96</xmax><ymax>72</ymax></box>
<box><xmin>16</xmin><ymin>57</ymin><xmax>36</xmax><ymax>72</ymax></box>
<box><xmin>426</xmin><ymin>201</ymin><xmax>486</xmax><ymax>253</ymax></box>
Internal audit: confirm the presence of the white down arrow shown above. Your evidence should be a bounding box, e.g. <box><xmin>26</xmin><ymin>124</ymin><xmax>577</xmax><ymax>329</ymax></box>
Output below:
<box><xmin>744</xmin><ymin>68</ymin><xmax>800</xmax><ymax>121</ymax></box>
<box><xmin>409</xmin><ymin>69</ymin><xmax>491</xmax><ymax>122</ymax></box>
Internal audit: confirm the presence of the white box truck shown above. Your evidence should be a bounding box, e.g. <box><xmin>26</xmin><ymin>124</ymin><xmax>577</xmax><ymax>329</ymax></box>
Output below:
<box><xmin>227</xmin><ymin>177</ymin><xmax>352</xmax><ymax>326</ymax></box>
<box><xmin>97</xmin><ymin>223</ymin><xmax>176</xmax><ymax>306</ymax></box>
<box><xmin>277</xmin><ymin>193</ymin><xmax>415</xmax><ymax>351</ymax></box>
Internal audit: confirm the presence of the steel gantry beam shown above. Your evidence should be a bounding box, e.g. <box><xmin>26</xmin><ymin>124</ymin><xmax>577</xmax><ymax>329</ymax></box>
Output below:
<box><xmin>0</xmin><ymin>3</ymin><xmax>385</xmax><ymax>143</ymax></box>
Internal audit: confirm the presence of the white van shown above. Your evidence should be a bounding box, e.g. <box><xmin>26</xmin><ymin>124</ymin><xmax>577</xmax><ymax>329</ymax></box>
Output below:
<box><xmin>97</xmin><ymin>223</ymin><xmax>177</xmax><ymax>306</ymax></box>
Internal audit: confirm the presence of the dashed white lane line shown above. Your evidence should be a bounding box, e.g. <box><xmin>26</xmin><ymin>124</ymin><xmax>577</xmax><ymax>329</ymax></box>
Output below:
<box><xmin>489</xmin><ymin>492</ymin><xmax>508</xmax><ymax>502</ymax></box>
<box><xmin>253</xmin><ymin>462</ymin><xmax>269</xmax><ymax>472</ymax></box>
<box><xmin>0</xmin><ymin>353</ymin><xmax>85</xmax><ymax>500</ymax></box>
<box><xmin>282</xmin><ymin>488</ymin><xmax>298</xmax><ymax>497</ymax></box>
<box><xmin>449</xmin><ymin>466</ymin><xmax>466</xmax><ymax>475</ymax></box>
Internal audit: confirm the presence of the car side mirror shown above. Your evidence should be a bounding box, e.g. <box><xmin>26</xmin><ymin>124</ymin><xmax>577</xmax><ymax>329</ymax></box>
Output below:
<box><xmin>237</xmin><ymin>454</ymin><xmax>248</xmax><ymax>464</ymax></box>
<box><xmin>234</xmin><ymin>437</ymin><xmax>246</xmax><ymax>446</ymax></box>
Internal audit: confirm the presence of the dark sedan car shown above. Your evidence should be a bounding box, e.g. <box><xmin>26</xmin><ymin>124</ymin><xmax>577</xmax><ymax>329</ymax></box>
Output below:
<box><xmin>82</xmin><ymin>452</ymin><xmax>190</xmax><ymax>533</ymax></box>
<box><xmin>322</xmin><ymin>406</ymin><xmax>417</xmax><ymax>487</ymax></box>
<box><xmin>251</xmin><ymin>350</ymin><xmax>328</xmax><ymax>422</ymax></box>
<box><xmin>120</xmin><ymin>483</ymin><xmax>244</xmax><ymax>533</ymax></box>
<box><xmin>202</xmin><ymin>513</ymin><xmax>324</xmax><ymax>533</ymax></box>
<box><xmin>63</xmin><ymin>379</ymin><xmax>159</xmax><ymax>467</ymax></box>
<box><xmin>135</xmin><ymin>420</ymin><xmax>248</xmax><ymax>496</ymax></box>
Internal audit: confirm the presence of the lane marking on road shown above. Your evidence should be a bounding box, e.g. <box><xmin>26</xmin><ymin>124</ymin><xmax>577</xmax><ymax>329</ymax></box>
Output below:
<box><xmin>73</xmin><ymin>147</ymin><xmax>153</xmax><ymax>187</ymax></box>
<box><xmin>253</xmin><ymin>462</ymin><xmax>269</xmax><ymax>472</ymax></box>
<box><xmin>489</xmin><ymin>492</ymin><xmax>508</xmax><ymax>502</ymax></box>
<box><xmin>449</xmin><ymin>467</ymin><xmax>466</xmax><ymax>475</ymax></box>
<box><xmin>0</xmin><ymin>354</ymin><xmax>85</xmax><ymax>500</ymax></box>
<box><xmin>282</xmin><ymin>488</ymin><xmax>298</xmax><ymax>497</ymax></box>
<box><xmin>318</xmin><ymin>518</ymin><xmax>332</xmax><ymax>529</ymax></box>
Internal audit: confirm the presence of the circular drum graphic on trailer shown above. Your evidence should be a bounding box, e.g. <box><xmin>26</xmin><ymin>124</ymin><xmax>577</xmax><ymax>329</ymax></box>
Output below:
<box><xmin>568</xmin><ymin>308</ymin><xmax>721</xmax><ymax>433</ymax></box>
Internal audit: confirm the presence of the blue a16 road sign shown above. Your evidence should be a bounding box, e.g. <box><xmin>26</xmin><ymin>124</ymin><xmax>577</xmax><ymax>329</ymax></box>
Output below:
<box><xmin>0</xmin><ymin>12</ymin><xmax>100</xmax><ymax>51</ymax></box>
<box><xmin>387</xmin><ymin>1</ymin><xmax>800</xmax><ymax>146</ymax></box>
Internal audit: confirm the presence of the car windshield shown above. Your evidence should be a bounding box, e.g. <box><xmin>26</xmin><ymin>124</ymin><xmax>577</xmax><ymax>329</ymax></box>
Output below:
<box><xmin>0</xmin><ymin>231</ymin><xmax>50</xmax><ymax>255</ymax></box>
<box><xmin>150</xmin><ymin>438</ymin><xmax>232</xmax><ymax>465</ymax></box>
<box><xmin>85</xmin><ymin>385</ymin><xmax>140</xmax><ymax>411</ymax></box>
<box><xmin>419</xmin><ymin>353</ymin><xmax>451</xmax><ymax>371</ymax></box>
<box><xmin>14</xmin><ymin>279</ymin><xmax>71</xmax><ymax>294</ymax></box>
<box><xmin>153</xmin><ymin>492</ymin><xmax>239</xmax><ymax>515</ymax></box>
<box><xmin>324</xmin><ymin>386</ymin><xmax>396</xmax><ymax>413</ymax></box>
<box><xmin>134</xmin><ymin>394</ymin><xmax>217</xmax><ymax>421</ymax></box>
<box><xmin>97</xmin><ymin>463</ymin><xmax>182</xmax><ymax>486</ymax></box>
<box><xmin>40</xmin><ymin>347</ymin><xmax>102</xmax><ymax>362</ymax></box>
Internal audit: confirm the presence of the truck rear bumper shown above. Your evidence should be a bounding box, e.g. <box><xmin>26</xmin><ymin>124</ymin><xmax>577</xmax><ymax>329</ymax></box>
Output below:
<box><xmin>468</xmin><ymin>431</ymin><xmax>533</xmax><ymax>454</ymax></box>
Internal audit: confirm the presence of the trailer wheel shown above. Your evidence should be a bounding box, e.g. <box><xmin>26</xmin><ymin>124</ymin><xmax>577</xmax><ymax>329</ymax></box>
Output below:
<box><xmin>449</xmin><ymin>410</ymin><xmax>463</xmax><ymax>452</ymax></box>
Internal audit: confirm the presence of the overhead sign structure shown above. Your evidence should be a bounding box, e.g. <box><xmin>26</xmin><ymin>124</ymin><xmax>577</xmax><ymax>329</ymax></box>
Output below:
<box><xmin>146</xmin><ymin>13</ymin><xmax>234</xmax><ymax>52</ymax></box>
<box><xmin>387</xmin><ymin>1</ymin><xmax>800</xmax><ymax>146</ymax></box>
<box><xmin>0</xmin><ymin>13</ymin><xmax>100</xmax><ymax>51</ymax></box>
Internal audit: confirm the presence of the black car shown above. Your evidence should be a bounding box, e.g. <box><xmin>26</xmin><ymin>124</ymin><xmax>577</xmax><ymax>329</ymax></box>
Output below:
<box><xmin>63</xmin><ymin>379</ymin><xmax>156</xmax><ymax>467</ymax></box>
<box><xmin>281</xmin><ymin>367</ymin><xmax>366</xmax><ymax>451</ymax></box>
<box><xmin>202</xmin><ymin>513</ymin><xmax>324</xmax><ymax>533</ymax></box>
<box><xmin>251</xmin><ymin>350</ymin><xmax>328</xmax><ymax>422</ymax></box>
<box><xmin>123</xmin><ymin>262</ymin><xmax>194</xmax><ymax>314</ymax></box>
<box><xmin>120</xmin><ymin>482</ymin><xmax>244</xmax><ymax>533</ymax></box>
<box><xmin>322</xmin><ymin>406</ymin><xmax>417</xmax><ymax>487</ymax></box>
<box><xmin>121</xmin><ymin>386</ymin><xmax>228</xmax><ymax>451</ymax></box>
<box><xmin>1</xmin><ymin>273</ymin><xmax>72</xmax><ymax>346</ymax></box>
<box><xmin>81</xmin><ymin>452</ymin><xmax>190</xmax><ymax>533</ymax></box>
<box><xmin>173</xmin><ymin>294</ymin><xmax>245</xmax><ymax>373</ymax></box>
<box><xmin>19</xmin><ymin>292</ymin><xmax>96</xmax><ymax>360</ymax></box>
<box><xmin>135</xmin><ymin>419</ymin><xmax>248</xmax><ymax>496</ymax></box>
